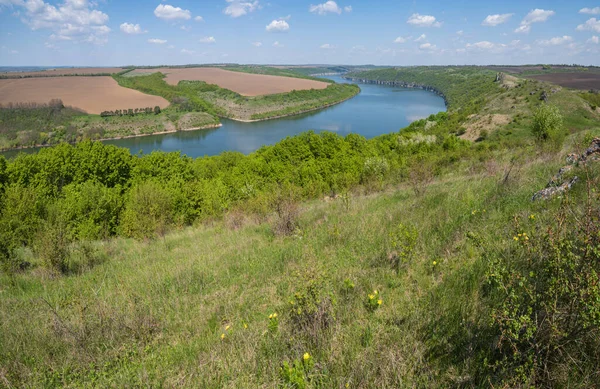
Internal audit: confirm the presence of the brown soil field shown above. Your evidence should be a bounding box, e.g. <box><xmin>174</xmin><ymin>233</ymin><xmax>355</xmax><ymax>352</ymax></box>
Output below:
<box><xmin>526</xmin><ymin>73</ymin><xmax>600</xmax><ymax>90</ymax></box>
<box><xmin>0</xmin><ymin>67</ymin><xmax>124</xmax><ymax>78</ymax></box>
<box><xmin>0</xmin><ymin>76</ymin><xmax>169</xmax><ymax>114</ymax></box>
<box><xmin>130</xmin><ymin>67</ymin><xmax>329</xmax><ymax>96</ymax></box>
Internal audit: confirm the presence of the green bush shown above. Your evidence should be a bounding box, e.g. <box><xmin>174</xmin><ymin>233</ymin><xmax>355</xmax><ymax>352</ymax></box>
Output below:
<box><xmin>531</xmin><ymin>104</ymin><xmax>566</xmax><ymax>147</ymax></box>
<box><xmin>119</xmin><ymin>181</ymin><xmax>173</xmax><ymax>239</ymax></box>
<box><xmin>484</xmin><ymin>202</ymin><xmax>600</xmax><ymax>387</ymax></box>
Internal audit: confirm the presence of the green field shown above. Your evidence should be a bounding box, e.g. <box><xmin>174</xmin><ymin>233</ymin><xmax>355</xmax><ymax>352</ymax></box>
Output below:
<box><xmin>1</xmin><ymin>66</ymin><xmax>600</xmax><ymax>388</ymax></box>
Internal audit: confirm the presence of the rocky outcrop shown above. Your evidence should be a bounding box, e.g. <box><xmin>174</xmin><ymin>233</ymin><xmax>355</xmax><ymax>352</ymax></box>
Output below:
<box><xmin>342</xmin><ymin>76</ymin><xmax>448</xmax><ymax>106</ymax></box>
<box><xmin>532</xmin><ymin>138</ymin><xmax>600</xmax><ymax>201</ymax></box>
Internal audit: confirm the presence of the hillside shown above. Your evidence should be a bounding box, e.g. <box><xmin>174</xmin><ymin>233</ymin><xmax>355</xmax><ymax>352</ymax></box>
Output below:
<box><xmin>1</xmin><ymin>66</ymin><xmax>600</xmax><ymax>388</ymax></box>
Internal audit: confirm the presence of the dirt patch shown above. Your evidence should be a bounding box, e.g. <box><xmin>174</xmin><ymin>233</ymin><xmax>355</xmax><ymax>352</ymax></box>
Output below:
<box><xmin>525</xmin><ymin>73</ymin><xmax>600</xmax><ymax>90</ymax></box>
<box><xmin>0</xmin><ymin>67</ymin><xmax>124</xmax><ymax>78</ymax></box>
<box><xmin>0</xmin><ymin>77</ymin><xmax>168</xmax><ymax>114</ymax></box>
<box><xmin>462</xmin><ymin>114</ymin><xmax>512</xmax><ymax>141</ymax></box>
<box><xmin>129</xmin><ymin>67</ymin><xmax>329</xmax><ymax>96</ymax></box>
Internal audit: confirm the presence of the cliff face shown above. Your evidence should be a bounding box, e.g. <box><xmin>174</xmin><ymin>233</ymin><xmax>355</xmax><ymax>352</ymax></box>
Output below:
<box><xmin>342</xmin><ymin>76</ymin><xmax>448</xmax><ymax>107</ymax></box>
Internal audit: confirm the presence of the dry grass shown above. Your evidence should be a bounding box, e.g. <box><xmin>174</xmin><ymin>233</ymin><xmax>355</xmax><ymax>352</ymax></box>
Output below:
<box><xmin>0</xmin><ymin>76</ymin><xmax>169</xmax><ymax>114</ymax></box>
<box><xmin>129</xmin><ymin>67</ymin><xmax>329</xmax><ymax>96</ymax></box>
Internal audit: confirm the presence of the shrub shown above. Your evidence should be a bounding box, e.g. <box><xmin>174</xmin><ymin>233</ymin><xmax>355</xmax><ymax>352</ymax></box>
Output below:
<box><xmin>484</xmin><ymin>197</ymin><xmax>600</xmax><ymax>387</ymax></box>
<box><xmin>271</xmin><ymin>185</ymin><xmax>300</xmax><ymax>237</ymax></box>
<box><xmin>387</xmin><ymin>223</ymin><xmax>418</xmax><ymax>272</ymax></box>
<box><xmin>119</xmin><ymin>181</ymin><xmax>173</xmax><ymax>239</ymax></box>
<box><xmin>531</xmin><ymin>104</ymin><xmax>566</xmax><ymax>148</ymax></box>
<box><xmin>35</xmin><ymin>209</ymin><xmax>71</xmax><ymax>274</ymax></box>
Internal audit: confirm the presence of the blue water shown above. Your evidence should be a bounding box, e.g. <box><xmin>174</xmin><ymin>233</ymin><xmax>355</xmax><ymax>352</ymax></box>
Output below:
<box><xmin>5</xmin><ymin>75</ymin><xmax>446</xmax><ymax>158</ymax></box>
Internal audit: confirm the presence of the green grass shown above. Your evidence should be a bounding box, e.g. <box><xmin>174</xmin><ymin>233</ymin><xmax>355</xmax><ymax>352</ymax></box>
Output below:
<box><xmin>0</xmin><ymin>141</ymin><xmax>572</xmax><ymax>387</ymax></box>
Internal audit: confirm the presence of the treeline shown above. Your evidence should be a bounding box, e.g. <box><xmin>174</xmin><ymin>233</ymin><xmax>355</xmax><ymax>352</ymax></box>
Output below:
<box><xmin>0</xmin><ymin>73</ymin><xmax>114</xmax><ymax>79</ymax></box>
<box><xmin>100</xmin><ymin>106</ymin><xmax>161</xmax><ymax>117</ymax></box>
<box><xmin>0</xmin><ymin>113</ymin><xmax>474</xmax><ymax>272</ymax></box>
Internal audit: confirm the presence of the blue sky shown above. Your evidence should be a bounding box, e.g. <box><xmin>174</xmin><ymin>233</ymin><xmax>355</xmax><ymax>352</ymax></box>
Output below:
<box><xmin>0</xmin><ymin>0</ymin><xmax>599</xmax><ymax>66</ymax></box>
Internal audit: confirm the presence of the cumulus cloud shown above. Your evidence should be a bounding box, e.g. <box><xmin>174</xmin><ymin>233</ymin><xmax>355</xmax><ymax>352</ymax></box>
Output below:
<box><xmin>310</xmin><ymin>1</ymin><xmax>341</xmax><ymax>15</ymax></box>
<box><xmin>580</xmin><ymin>7</ymin><xmax>600</xmax><ymax>15</ymax></box>
<box><xmin>120</xmin><ymin>22</ymin><xmax>144</xmax><ymax>34</ymax></box>
<box><xmin>344</xmin><ymin>6</ymin><xmax>352</xmax><ymax>12</ymax></box>
<box><xmin>588</xmin><ymin>35</ymin><xmax>599</xmax><ymax>44</ymax></box>
<box><xmin>515</xmin><ymin>9</ymin><xmax>555</xmax><ymax>33</ymax></box>
<box><xmin>482</xmin><ymin>13</ymin><xmax>513</xmax><ymax>26</ymax></box>
<box><xmin>415</xmin><ymin>34</ymin><xmax>427</xmax><ymax>42</ymax></box>
<box><xmin>272</xmin><ymin>41</ymin><xmax>284</xmax><ymax>47</ymax></box>
<box><xmin>148</xmin><ymin>38</ymin><xmax>167</xmax><ymax>44</ymax></box>
<box><xmin>154</xmin><ymin>4</ymin><xmax>191</xmax><ymax>20</ymax></box>
<box><xmin>194</xmin><ymin>16</ymin><xmax>204</xmax><ymax>22</ymax></box>
<box><xmin>466</xmin><ymin>41</ymin><xmax>496</xmax><ymax>50</ymax></box>
<box><xmin>537</xmin><ymin>35</ymin><xmax>573</xmax><ymax>46</ymax></box>
<box><xmin>407</xmin><ymin>13</ymin><xmax>442</xmax><ymax>27</ymax></box>
<box><xmin>199</xmin><ymin>36</ymin><xmax>216</xmax><ymax>43</ymax></box>
<box><xmin>419</xmin><ymin>42</ymin><xmax>437</xmax><ymax>50</ymax></box>
<box><xmin>224</xmin><ymin>0</ymin><xmax>260</xmax><ymax>18</ymax></box>
<box><xmin>6</xmin><ymin>0</ymin><xmax>111</xmax><ymax>44</ymax></box>
<box><xmin>266</xmin><ymin>19</ymin><xmax>290</xmax><ymax>32</ymax></box>
<box><xmin>393</xmin><ymin>35</ymin><xmax>411</xmax><ymax>43</ymax></box>
<box><xmin>320</xmin><ymin>43</ymin><xmax>335</xmax><ymax>49</ymax></box>
<box><xmin>577</xmin><ymin>18</ymin><xmax>600</xmax><ymax>33</ymax></box>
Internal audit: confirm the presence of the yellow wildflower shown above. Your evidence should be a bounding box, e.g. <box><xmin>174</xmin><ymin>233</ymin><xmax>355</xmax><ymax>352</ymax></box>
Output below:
<box><xmin>377</xmin><ymin>299</ymin><xmax>382</xmax><ymax>305</ymax></box>
<box><xmin>269</xmin><ymin>314</ymin><xmax>273</xmax><ymax>319</ymax></box>
<box><xmin>374</xmin><ymin>290</ymin><xmax>378</xmax><ymax>294</ymax></box>
<box><xmin>225</xmin><ymin>325</ymin><xmax>231</xmax><ymax>331</ymax></box>
<box><xmin>303</xmin><ymin>352</ymin><xmax>310</xmax><ymax>361</ymax></box>
<box><xmin>273</xmin><ymin>313</ymin><xmax>278</xmax><ymax>318</ymax></box>
<box><xmin>243</xmin><ymin>323</ymin><xmax>248</xmax><ymax>329</ymax></box>
<box><xmin>220</xmin><ymin>333</ymin><xmax>225</xmax><ymax>340</ymax></box>
<box><xmin>433</xmin><ymin>261</ymin><xmax>437</xmax><ymax>266</ymax></box>
<box><xmin>513</xmin><ymin>236</ymin><xmax>519</xmax><ymax>241</ymax></box>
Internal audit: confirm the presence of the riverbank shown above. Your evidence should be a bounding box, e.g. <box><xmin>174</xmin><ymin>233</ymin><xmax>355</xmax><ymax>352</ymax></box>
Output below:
<box><xmin>0</xmin><ymin>123</ymin><xmax>222</xmax><ymax>154</ymax></box>
<box><xmin>342</xmin><ymin>76</ymin><xmax>448</xmax><ymax>107</ymax></box>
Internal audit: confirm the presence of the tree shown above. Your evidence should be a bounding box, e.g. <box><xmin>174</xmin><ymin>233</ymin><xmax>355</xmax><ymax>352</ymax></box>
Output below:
<box><xmin>531</xmin><ymin>104</ymin><xmax>565</xmax><ymax>146</ymax></box>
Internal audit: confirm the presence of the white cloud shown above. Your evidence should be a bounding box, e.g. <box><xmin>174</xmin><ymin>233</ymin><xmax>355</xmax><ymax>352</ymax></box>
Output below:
<box><xmin>120</xmin><ymin>22</ymin><xmax>144</xmax><ymax>34</ymax></box>
<box><xmin>344</xmin><ymin>5</ymin><xmax>352</xmax><ymax>12</ymax></box>
<box><xmin>180</xmin><ymin>25</ymin><xmax>191</xmax><ymax>31</ymax></box>
<box><xmin>199</xmin><ymin>36</ymin><xmax>216</xmax><ymax>43</ymax></box>
<box><xmin>394</xmin><ymin>35</ymin><xmax>411</xmax><ymax>43</ymax></box>
<box><xmin>482</xmin><ymin>13</ymin><xmax>513</xmax><ymax>26</ymax></box>
<box><xmin>515</xmin><ymin>9</ymin><xmax>554</xmax><ymax>33</ymax></box>
<box><xmin>181</xmin><ymin>48</ymin><xmax>195</xmax><ymax>54</ymax></box>
<box><xmin>251</xmin><ymin>41</ymin><xmax>262</xmax><ymax>47</ymax></box>
<box><xmin>419</xmin><ymin>42</ymin><xmax>437</xmax><ymax>50</ymax></box>
<box><xmin>415</xmin><ymin>34</ymin><xmax>427</xmax><ymax>42</ymax></box>
<box><xmin>588</xmin><ymin>35</ymin><xmax>600</xmax><ymax>44</ymax></box>
<box><xmin>320</xmin><ymin>43</ymin><xmax>335</xmax><ymax>49</ymax></box>
<box><xmin>577</xmin><ymin>18</ymin><xmax>600</xmax><ymax>33</ymax></box>
<box><xmin>154</xmin><ymin>4</ymin><xmax>191</xmax><ymax>21</ymax></box>
<box><xmin>194</xmin><ymin>16</ymin><xmax>204</xmax><ymax>22</ymax></box>
<box><xmin>8</xmin><ymin>0</ymin><xmax>111</xmax><ymax>45</ymax></box>
<box><xmin>580</xmin><ymin>7</ymin><xmax>600</xmax><ymax>15</ymax></box>
<box><xmin>224</xmin><ymin>0</ymin><xmax>260</xmax><ymax>18</ymax></box>
<box><xmin>456</xmin><ymin>30</ymin><xmax>464</xmax><ymax>36</ymax></box>
<box><xmin>310</xmin><ymin>1</ymin><xmax>341</xmax><ymax>15</ymax></box>
<box><xmin>148</xmin><ymin>38</ymin><xmax>167</xmax><ymax>44</ymax></box>
<box><xmin>466</xmin><ymin>41</ymin><xmax>495</xmax><ymax>50</ymax></box>
<box><xmin>537</xmin><ymin>35</ymin><xmax>573</xmax><ymax>46</ymax></box>
<box><xmin>266</xmin><ymin>19</ymin><xmax>289</xmax><ymax>32</ymax></box>
<box><xmin>272</xmin><ymin>41</ymin><xmax>284</xmax><ymax>47</ymax></box>
<box><xmin>407</xmin><ymin>13</ymin><xmax>442</xmax><ymax>27</ymax></box>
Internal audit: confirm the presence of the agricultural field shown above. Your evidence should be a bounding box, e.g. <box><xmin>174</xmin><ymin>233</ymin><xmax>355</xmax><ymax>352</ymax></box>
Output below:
<box><xmin>526</xmin><ymin>73</ymin><xmax>600</xmax><ymax>90</ymax></box>
<box><xmin>0</xmin><ymin>76</ymin><xmax>168</xmax><ymax>114</ymax></box>
<box><xmin>128</xmin><ymin>67</ymin><xmax>329</xmax><ymax>96</ymax></box>
<box><xmin>0</xmin><ymin>67</ymin><xmax>124</xmax><ymax>78</ymax></box>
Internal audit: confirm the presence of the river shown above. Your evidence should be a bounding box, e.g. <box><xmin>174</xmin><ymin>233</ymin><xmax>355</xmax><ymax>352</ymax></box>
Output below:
<box><xmin>4</xmin><ymin>75</ymin><xmax>446</xmax><ymax>159</ymax></box>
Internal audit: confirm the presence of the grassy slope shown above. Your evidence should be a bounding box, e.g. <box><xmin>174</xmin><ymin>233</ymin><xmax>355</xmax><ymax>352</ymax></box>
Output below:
<box><xmin>349</xmin><ymin>67</ymin><xmax>600</xmax><ymax>143</ymax></box>
<box><xmin>3</xmin><ymin>135</ymin><xmax>599</xmax><ymax>387</ymax></box>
